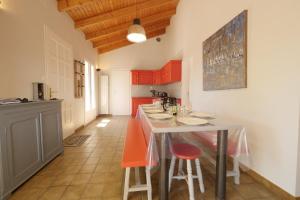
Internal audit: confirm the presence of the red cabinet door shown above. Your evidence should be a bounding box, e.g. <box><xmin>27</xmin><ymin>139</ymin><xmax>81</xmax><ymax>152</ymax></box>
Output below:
<box><xmin>161</xmin><ymin>63</ymin><xmax>171</xmax><ymax>84</ymax></box>
<box><xmin>170</xmin><ymin>60</ymin><xmax>182</xmax><ymax>82</ymax></box>
<box><xmin>161</xmin><ymin>66</ymin><xmax>167</xmax><ymax>84</ymax></box>
<box><xmin>153</xmin><ymin>70</ymin><xmax>161</xmax><ymax>85</ymax></box>
<box><xmin>138</xmin><ymin>71</ymin><xmax>153</xmax><ymax>85</ymax></box>
<box><xmin>131</xmin><ymin>71</ymin><xmax>139</xmax><ymax>85</ymax></box>
<box><xmin>132</xmin><ymin>60</ymin><xmax>181</xmax><ymax>85</ymax></box>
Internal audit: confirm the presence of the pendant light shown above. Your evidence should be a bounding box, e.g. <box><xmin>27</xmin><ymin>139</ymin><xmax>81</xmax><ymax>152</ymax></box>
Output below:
<box><xmin>127</xmin><ymin>1</ymin><xmax>147</xmax><ymax>43</ymax></box>
<box><xmin>127</xmin><ymin>18</ymin><xmax>147</xmax><ymax>43</ymax></box>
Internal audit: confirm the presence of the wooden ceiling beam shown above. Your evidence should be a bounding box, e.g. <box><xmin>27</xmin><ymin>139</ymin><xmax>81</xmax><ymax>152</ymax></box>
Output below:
<box><xmin>93</xmin><ymin>20</ymin><xmax>170</xmax><ymax>48</ymax></box>
<box><xmin>75</xmin><ymin>0</ymin><xmax>179</xmax><ymax>29</ymax></box>
<box><xmin>86</xmin><ymin>9</ymin><xmax>176</xmax><ymax>41</ymax></box>
<box><xmin>57</xmin><ymin>0</ymin><xmax>95</xmax><ymax>12</ymax></box>
<box><xmin>98</xmin><ymin>29</ymin><xmax>166</xmax><ymax>54</ymax></box>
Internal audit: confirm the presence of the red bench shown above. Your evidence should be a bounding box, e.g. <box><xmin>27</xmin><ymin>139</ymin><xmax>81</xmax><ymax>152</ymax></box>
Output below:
<box><xmin>121</xmin><ymin>119</ymin><xmax>152</xmax><ymax>200</ymax></box>
<box><xmin>192</xmin><ymin>131</ymin><xmax>241</xmax><ymax>184</ymax></box>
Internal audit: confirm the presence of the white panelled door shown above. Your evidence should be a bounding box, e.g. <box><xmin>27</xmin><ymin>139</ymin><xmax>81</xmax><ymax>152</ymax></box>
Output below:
<box><xmin>110</xmin><ymin>69</ymin><xmax>131</xmax><ymax>115</ymax></box>
<box><xmin>44</xmin><ymin>26</ymin><xmax>74</xmax><ymax>138</ymax></box>
<box><xmin>100</xmin><ymin>75</ymin><xmax>109</xmax><ymax>114</ymax></box>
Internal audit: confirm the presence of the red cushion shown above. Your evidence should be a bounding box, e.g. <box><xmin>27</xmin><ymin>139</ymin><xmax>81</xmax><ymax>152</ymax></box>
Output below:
<box><xmin>193</xmin><ymin>131</ymin><xmax>237</xmax><ymax>156</ymax></box>
<box><xmin>171</xmin><ymin>143</ymin><xmax>202</xmax><ymax>160</ymax></box>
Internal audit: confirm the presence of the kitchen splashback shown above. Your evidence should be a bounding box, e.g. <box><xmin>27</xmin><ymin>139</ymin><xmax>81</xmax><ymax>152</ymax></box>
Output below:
<box><xmin>131</xmin><ymin>82</ymin><xmax>181</xmax><ymax>98</ymax></box>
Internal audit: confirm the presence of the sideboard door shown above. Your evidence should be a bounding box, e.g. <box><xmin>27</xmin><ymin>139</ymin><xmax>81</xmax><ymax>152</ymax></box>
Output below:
<box><xmin>5</xmin><ymin>112</ymin><xmax>42</xmax><ymax>188</ymax></box>
<box><xmin>40</xmin><ymin>110</ymin><xmax>63</xmax><ymax>164</ymax></box>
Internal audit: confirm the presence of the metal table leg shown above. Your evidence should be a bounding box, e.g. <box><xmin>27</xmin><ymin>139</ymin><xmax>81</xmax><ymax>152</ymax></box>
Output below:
<box><xmin>216</xmin><ymin>130</ymin><xmax>228</xmax><ymax>200</ymax></box>
<box><xmin>159</xmin><ymin>133</ymin><xmax>169</xmax><ymax>200</ymax></box>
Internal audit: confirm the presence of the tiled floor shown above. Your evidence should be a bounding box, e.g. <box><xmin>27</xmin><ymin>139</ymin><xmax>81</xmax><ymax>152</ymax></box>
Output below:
<box><xmin>10</xmin><ymin>116</ymin><xmax>281</xmax><ymax>200</ymax></box>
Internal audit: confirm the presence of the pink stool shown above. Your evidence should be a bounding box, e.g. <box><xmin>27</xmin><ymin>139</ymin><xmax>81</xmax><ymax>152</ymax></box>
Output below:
<box><xmin>169</xmin><ymin>143</ymin><xmax>205</xmax><ymax>200</ymax></box>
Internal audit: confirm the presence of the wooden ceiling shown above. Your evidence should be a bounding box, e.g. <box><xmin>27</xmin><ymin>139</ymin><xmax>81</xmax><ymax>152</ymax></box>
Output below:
<box><xmin>57</xmin><ymin>0</ymin><xmax>180</xmax><ymax>54</ymax></box>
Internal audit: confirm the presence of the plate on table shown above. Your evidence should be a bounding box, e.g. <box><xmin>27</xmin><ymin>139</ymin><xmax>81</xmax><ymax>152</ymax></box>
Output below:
<box><xmin>148</xmin><ymin>113</ymin><xmax>173</xmax><ymax>120</ymax></box>
<box><xmin>177</xmin><ymin>117</ymin><xmax>208</xmax><ymax>125</ymax></box>
<box><xmin>143</xmin><ymin>106</ymin><xmax>160</xmax><ymax>110</ymax></box>
<box><xmin>190</xmin><ymin>112</ymin><xmax>215</xmax><ymax>118</ymax></box>
<box><xmin>142</xmin><ymin>104</ymin><xmax>155</xmax><ymax>107</ymax></box>
<box><xmin>145</xmin><ymin>109</ymin><xmax>164</xmax><ymax>114</ymax></box>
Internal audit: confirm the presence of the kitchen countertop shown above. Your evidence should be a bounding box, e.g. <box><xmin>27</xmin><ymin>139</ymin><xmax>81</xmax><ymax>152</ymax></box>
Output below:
<box><xmin>132</xmin><ymin>97</ymin><xmax>158</xmax><ymax>99</ymax></box>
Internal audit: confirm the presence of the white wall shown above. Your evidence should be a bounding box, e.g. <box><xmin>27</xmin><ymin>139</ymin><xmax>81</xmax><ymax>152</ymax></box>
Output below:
<box><xmin>98</xmin><ymin>37</ymin><xmax>167</xmax><ymax>70</ymax></box>
<box><xmin>0</xmin><ymin>0</ymin><xmax>98</xmax><ymax>137</ymax></box>
<box><xmin>163</xmin><ymin>0</ymin><xmax>300</xmax><ymax>196</ymax></box>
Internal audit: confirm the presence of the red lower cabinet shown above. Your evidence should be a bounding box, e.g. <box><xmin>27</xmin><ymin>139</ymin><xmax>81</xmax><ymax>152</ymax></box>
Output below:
<box><xmin>132</xmin><ymin>97</ymin><xmax>155</xmax><ymax>117</ymax></box>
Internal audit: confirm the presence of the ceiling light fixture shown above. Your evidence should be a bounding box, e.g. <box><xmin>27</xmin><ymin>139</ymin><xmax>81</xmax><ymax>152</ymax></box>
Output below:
<box><xmin>127</xmin><ymin>18</ymin><xmax>147</xmax><ymax>43</ymax></box>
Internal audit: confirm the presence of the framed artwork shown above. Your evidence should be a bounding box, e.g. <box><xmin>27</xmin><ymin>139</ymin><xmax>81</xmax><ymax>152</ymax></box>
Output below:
<box><xmin>203</xmin><ymin>10</ymin><xmax>247</xmax><ymax>91</ymax></box>
<box><xmin>74</xmin><ymin>60</ymin><xmax>85</xmax><ymax>98</ymax></box>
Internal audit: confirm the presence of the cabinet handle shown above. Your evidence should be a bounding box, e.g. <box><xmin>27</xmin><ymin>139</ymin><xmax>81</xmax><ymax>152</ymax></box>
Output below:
<box><xmin>39</xmin><ymin>113</ymin><xmax>45</xmax><ymax>162</ymax></box>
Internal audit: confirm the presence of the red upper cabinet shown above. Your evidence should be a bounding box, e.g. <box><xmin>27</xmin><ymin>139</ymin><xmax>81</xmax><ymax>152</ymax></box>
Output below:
<box><xmin>131</xmin><ymin>71</ymin><xmax>139</xmax><ymax>85</ymax></box>
<box><xmin>153</xmin><ymin>70</ymin><xmax>161</xmax><ymax>85</ymax></box>
<box><xmin>131</xmin><ymin>70</ymin><xmax>153</xmax><ymax>85</ymax></box>
<box><xmin>161</xmin><ymin>60</ymin><xmax>182</xmax><ymax>84</ymax></box>
<box><xmin>170</xmin><ymin>60</ymin><xmax>182</xmax><ymax>83</ymax></box>
<box><xmin>138</xmin><ymin>70</ymin><xmax>153</xmax><ymax>85</ymax></box>
<box><xmin>131</xmin><ymin>60</ymin><xmax>181</xmax><ymax>85</ymax></box>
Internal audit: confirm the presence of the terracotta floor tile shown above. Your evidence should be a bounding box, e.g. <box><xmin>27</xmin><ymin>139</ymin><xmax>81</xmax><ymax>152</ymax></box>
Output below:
<box><xmin>79</xmin><ymin>164</ymin><xmax>97</xmax><ymax>174</ymax></box>
<box><xmin>101</xmin><ymin>183</ymin><xmax>122</xmax><ymax>198</ymax></box>
<box><xmin>52</xmin><ymin>174</ymin><xmax>75</xmax><ymax>186</ymax></box>
<box><xmin>60</xmin><ymin>185</ymin><xmax>86</xmax><ymax>200</ymax></box>
<box><xmin>70</xmin><ymin>174</ymin><xmax>92</xmax><ymax>185</ymax></box>
<box><xmin>39</xmin><ymin>186</ymin><xmax>67</xmax><ymax>200</ymax></box>
<box><xmin>25</xmin><ymin>176</ymin><xmax>56</xmax><ymax>189</ymax></box>
<box><xmin>81</xmin><ymin>184</ymin><xmax>104</xmax><ymax>198</ymax></box>
<box><xmin>10</xmin><ymin>188</ymin><xmax>46</xmax><ymax>200</ymax></box>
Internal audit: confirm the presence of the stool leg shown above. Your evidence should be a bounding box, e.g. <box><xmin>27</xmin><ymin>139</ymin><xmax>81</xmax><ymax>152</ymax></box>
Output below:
<box><xmin>123</xmin><ymin>167</ymin><xmax>130</xmax><ymax>200</ymax></box>
<box><xmin>187</xmin><ymin>160</ymin><xmax>195</xmax><ymax>200</ymax></box>
<box><xmin>168</xmin><ymin>156</ymin><xmax>176</xmax><ymax>191</ymax></box>
<box><xmin>146</xmin><ymin>167</ymin><xmax>152</xmax><ymax>200</ymax></box>
<box><xmin>233</xmin><ymin>157</ymin><xmax>240</xmax><ymax>185</ymax></box>
<box><xmin>135</xmin><ymin>167</ymin><xmax>141</xmax><ymax>185</ymax></box>
<box><xmin>178</xmin><ymin>159</ymin><xmax>183</xmax><ymax>175</ymax></box>
<box><xmin>195</xmin><ymin>159</ymin><xmax>205</xmax><ymax>193</ymax></box>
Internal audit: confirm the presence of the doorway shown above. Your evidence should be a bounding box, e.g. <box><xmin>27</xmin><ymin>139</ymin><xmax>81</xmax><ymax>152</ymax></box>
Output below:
<box><xmin>110</xmin><ymin>69</ymin><xmax>131</xmax><ymax>115</ymax></box>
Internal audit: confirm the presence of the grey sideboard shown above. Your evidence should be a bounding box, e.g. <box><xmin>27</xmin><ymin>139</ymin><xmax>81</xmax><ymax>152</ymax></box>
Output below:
<box><xmin>0</xmin><ymin>100</ymin><xmax>64</xmax><ymax>200</ymax></box>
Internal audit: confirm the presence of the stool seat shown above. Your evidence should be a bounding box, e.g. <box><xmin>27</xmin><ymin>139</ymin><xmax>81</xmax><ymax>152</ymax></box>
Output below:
<box><xmin>172</xmin><ymin>143</ymin><xmax>202</xmax><ymax>160</ymax></box>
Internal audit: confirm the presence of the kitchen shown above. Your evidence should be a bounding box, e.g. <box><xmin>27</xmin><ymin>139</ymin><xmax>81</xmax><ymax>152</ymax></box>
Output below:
<box><xmin>1</xmin><ymin>0</ymin><xmax>300</xmax><ymax>200</ymax></box>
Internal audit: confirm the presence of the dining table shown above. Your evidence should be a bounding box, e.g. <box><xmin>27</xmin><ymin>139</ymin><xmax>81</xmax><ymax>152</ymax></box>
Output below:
<box><xmin>137</xmin><ymin>105</ymin><xmax>248</xmax><ymax>200</ymax></box>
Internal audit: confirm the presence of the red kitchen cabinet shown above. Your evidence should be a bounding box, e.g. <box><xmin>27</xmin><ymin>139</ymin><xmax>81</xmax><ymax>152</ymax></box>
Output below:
<box><xmin>131</xmin><ymin>60</ymin><xmax>181</xmax><ymax>85</ymax></box>
<box><xmin>131</xmin><ymin>71</ymin><xmax>139</xmax><ymax>84</ymax></box>
<box><xmin>160</xmin><ymin>60</ymin><xmax>181</xmax><ymax>84</ymax></box>
<box><xmin>131</xmin><ymin>70</ymin><xmax>153</xmax><ymax>85</ymax></box>
<box><xmin>138</xmin><ymin>71</ymin><xmax>153</xmax><ymax>85</ymax></box>
<box><xmin>153</xmin><ymin>70</ymin><xmax>161</xmax><ymax>85</ymax></box>
<box><xmin>170</xmin><ymin>60</ymin><xmax>182</xmax><ymax>82</ymax></box>
<box><xmin>132</xmin><ymin>97</ymin><xmax>154</xmax><ymax>117</ymax></box>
